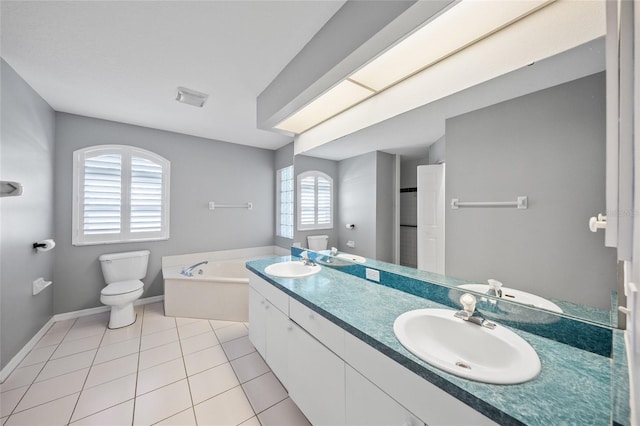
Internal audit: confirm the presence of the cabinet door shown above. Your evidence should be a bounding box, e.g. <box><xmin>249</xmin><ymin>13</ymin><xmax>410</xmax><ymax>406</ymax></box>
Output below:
<box><xmin>346</xmin><ymin>365</ymin><xmax>423</xmax><ymax>426</ymax></box>
<box><xmin>288</xmin><ymin>322</ymin><xmax>345</xmax><ymax>426</ymax></box>
<box><xmin>248</xmin><ymin>287</ymin><xmax>266</xmax><ymax>358</ymax></box>
<box><xmin>265</xmin><ymin>302</ymin><xmax>291</xmax><ymax>389</ymax></box>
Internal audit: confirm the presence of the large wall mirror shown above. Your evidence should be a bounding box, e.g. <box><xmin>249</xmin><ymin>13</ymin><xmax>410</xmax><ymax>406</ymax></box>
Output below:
<box><xmin>291</xmin><ymin>34</ymin><xmax>618</xmax><ymax>327</ymax></box>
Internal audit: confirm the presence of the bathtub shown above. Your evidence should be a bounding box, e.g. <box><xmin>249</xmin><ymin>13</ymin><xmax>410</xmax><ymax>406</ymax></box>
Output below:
<box><xmin>162</xmin><ymin>246</ymin><xmax>288</xmax><ymax>321</ymax></box>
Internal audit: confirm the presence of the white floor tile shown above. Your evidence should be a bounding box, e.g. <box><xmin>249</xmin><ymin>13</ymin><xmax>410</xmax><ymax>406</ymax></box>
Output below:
<box><xmin>214</xmin><ymin>323</ymin><xmax>248</xmax><ymax>343</ymax></box>
<box><xmin>64</xmin><ymin>323</ymin><xmax>106</xmax><ymax>342</ymax></box>
<box><xmin>143</xmin><ymin>302</ymin><xmax>165</xmax><ymax>317</ymax></box>
<box><xmin>70</xmin><ymin>399</ymin><xmax>134</xmax><ymax>426</ymax></box>
<box><xmin>5</xmin><ymin>393</ymin><xmax>79</xmax><ymax>426</ymax></box>
<box><xmin>51</xmin><ymin>334</ymin><xmax>102</xmax><ymax>360</ymax></box>
<box><xmin>75</xmin><ymin>312</ymin><xmax>110</xmax><ymax>323</ymax></box>
<box><xmin>242</xmin><ymin>372</ymin><xmax>287</xmax><ymax>414</ymax></box>
<box><xmin>35</xmin><ymin>350</ymin><xmax>96</xmax><ymax>382</ymax></box>
<box><xmin>140</xmin><ymin>327</ymin><xmax>178</xmax><ymax>351</ymax></box>
<box><xmin>176</xmin><ymin>317</ymin><xmax>205</xmax><ymax>327</ymax></box>
<box><xmin>138</xmin><ymin>341</ymin><xmax>182</xmax><ymax>371</ymax></box>
<box><xmin>0</xmin><ymin>385</ymin><xmax>29</xmax><ymax>418</ymax></box>
<box><xmin>101</xmin><ymin>322</ymin><xmax>142</xmax><ymax>346</ymax></box>
<box><xmin>0</xmin><ymin>363</ymin><xmax>44</xmax><ymax>392</ymax></box>
<box><xmin>221</xmin><ymin>336</ymin><xmax>255</xmax><ymax>360</ymax></box>
<box><xmin>239</xmin><ymin>416</ymin><xmax>262</xmax><ymax>426</ymax></box>
<box><xmin>193</xmin><ymin>386</ymin><xmax>254</xmax><ymax>426</ymax></box>
<box><xmin>230</xmin><ymin>352</ymin><xmax>270</xmax><ymax>383</ymax></box>
<box><xmin>177</xmin><ymin>321</ymin><xmax>212</xmax><ymax>340</ymax></box>
<box><xmin>257</xmin><ymin>397</ymin><xmax>311</xmax><ymax>426</ymax></box>
<box><xmin>19</xmin><ymin>346</ymin><xmax>56</xmax><ymax>368</ymax></box>
<box><xmin>48</xmin><ymin>319</ymin><xmax>76</xmax><ymax>334</ymax></box>
<box><xmin>133</xmin><ymin>379</ymin><xmax>192</xmax><ymax>426</ymax></box>
<box><xmin>141</xmin><ymin>316</ymin><xmax>175</xmax><ymax>336</ymax></box>
<box><xmin>15</xmin><ymin>368</ymin><xmax>88</xmax><ymax>413</ymax></box>
<box><xmin>93</xmin><ymin>337</ymin><xmax>140</xmax><ymax>365</ymax></box>
<box><xmin>34</xmin><ymin>331</ymin><xmax>66</xmax><ymax>349</ymax></box>
<box><xmin>209</xmin><ymin>319</ymin><xmax>238</xmax><ymax>330</ymax></box>
<box><xmin>154</xmin><ymin>407</ymin><xmax>196</xmax><ymax>426</ymax></box>
<box><xmin>188</xmin><ymin>362</ymin><xmax>239</xmax><ymax>405</ymax></box>
<box><xmin>180</xmin><ymin>331</ymin><xmax>219</xmax><ymax>355</ymax></box>
<box><xmin>84</xmin><ymin>353</ymin><xmax>138</xmax><ymax>389</ymax></box>
<box><xmin>136</xmin><ymin>358</ymin><xmax>186</xmax><ymax>396</ymax></box>
<box><xmin>183</xmin><ymin>345</ymin><xmax>227</xmax><ymax>377</ymax></box>
<box><xmin>71</xmin><ymin>374</ymin><xmax>136</xmax><ymax>422</ymax></box>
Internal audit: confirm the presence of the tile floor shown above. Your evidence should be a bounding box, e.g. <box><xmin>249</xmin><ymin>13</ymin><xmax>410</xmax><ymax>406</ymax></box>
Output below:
<box><xmin>0</xmin><ymin>302</ymin><xmax>311</xmax><ymax>426</ymax></box>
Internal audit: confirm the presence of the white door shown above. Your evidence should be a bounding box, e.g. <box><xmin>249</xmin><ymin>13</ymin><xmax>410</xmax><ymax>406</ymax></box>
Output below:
<box><xmin>417</xmin><ymin>164</ymin><xmax>445</xmax><ymax>274</ymax></box>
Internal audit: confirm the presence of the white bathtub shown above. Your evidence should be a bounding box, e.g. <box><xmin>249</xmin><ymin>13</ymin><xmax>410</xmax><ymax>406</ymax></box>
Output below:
<box><xmin>162</xmin><ymin>246</ymin><xmax>288</xmax><ymax>321</ymax></box>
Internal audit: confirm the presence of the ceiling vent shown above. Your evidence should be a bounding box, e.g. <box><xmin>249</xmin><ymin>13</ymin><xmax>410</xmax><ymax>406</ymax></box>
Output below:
<box><xmin>176</xmin><ymin>87</ymin><xmax>209</xmax><ymax>108</ymax></box>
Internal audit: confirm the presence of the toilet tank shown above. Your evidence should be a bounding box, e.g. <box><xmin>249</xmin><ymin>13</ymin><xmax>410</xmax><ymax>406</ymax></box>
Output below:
<box><xmin>99</xmin><ymin>250</ymin><xmax>150</xmax><ymax>284</ymax></box>
<box><xmin>307</xmin><ymin>235</ymin><xmax>329</xmax><ymax>251</ymax></box>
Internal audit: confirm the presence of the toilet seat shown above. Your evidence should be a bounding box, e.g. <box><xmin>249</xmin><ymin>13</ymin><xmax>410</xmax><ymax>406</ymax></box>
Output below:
<box><xmin>101</xmin><ymin>280</ymin><xmax>143</xmax><ymax>296</ymax></box>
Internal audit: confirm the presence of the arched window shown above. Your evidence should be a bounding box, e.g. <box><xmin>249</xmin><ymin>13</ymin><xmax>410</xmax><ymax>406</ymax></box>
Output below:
<box><xmin>72</xmin><ymin>145</ymin><xmax>170</xmax><ymax>245</ymax></box>
<box><xmin>297</xmin><ymin>170</ymin><xmax>333</xmax><ymax>231</ymax></box>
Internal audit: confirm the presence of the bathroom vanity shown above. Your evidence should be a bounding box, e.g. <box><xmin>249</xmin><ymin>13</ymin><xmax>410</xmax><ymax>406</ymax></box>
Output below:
<box><xmin>246</xmin><ymin>255</ymin><xmax>625</xmax><ymax>426</ymax></box>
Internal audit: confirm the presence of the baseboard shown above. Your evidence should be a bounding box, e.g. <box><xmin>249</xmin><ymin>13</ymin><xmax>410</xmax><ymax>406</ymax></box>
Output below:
<box><xmin>0</xmin><ymin>295</ymin><xmax>164</xmax><ymax>383</ymax></box>
<box><xmin>0</xmin><ymin>317</ymin><xmax>56</xmax><ymax>383</ymax></box>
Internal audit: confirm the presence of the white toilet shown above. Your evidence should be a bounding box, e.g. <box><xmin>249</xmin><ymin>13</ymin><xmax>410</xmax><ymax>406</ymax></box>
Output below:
<box><xmin>307</xmin><ymin>235</ymin><xmax>329</xmax><ymax>251</ymax></box>
<box><xmin>99</xmin><ymin>250</ymin><xmax>150</xmax><ymax>329</ymax></box>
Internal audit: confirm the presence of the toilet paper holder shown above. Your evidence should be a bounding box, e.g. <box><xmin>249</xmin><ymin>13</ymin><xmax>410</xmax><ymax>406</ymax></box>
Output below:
<box><xmin>33</xmin><ymin>239</ymin><xmax>56</xmax><ymax>252</ymax></box>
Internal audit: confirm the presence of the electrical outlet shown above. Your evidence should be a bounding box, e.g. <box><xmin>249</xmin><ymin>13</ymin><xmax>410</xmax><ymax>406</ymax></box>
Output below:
<box><xmin>365</xmin><ymin>268</ymin><xmax>380</xmax><ymax>282</ymax></box>
<box><xmin>346</xmin><ymin>240</ymin><xmax>355</xmax><ymax>248</ymax></box>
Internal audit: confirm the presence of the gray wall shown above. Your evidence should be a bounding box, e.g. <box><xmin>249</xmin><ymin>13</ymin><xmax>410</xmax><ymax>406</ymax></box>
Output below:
<box><xmin>1</xmin><ymin>60</ymin><xmax>56</xmax><ymax>369</ymax></box>
<box><xmin>445</xmin><ymin>72</ymin><xmax>617</xmax><ymax>309</ymax></box>
<box><xmin>53</xmin><ymin>113</ymin><xmax>275</xmax><ymax>314</ymax></box>
<box><xmin>375</xmin><ymin>152</ymin><xmax>396</xmax><ymax>262</ymax></box>
<box><xmin>294</xmin><ymin>154</ymin><xmax>339</xmax><ymax>249</ymax></box>
<box><xmin>427</xmin><ymin>135</ymin><xmax>446</xmax><ymax>165</ymax></box>
<box><xmin>337</xmin><ymin>151</ymin><xmax>395</xmax><ymax>261</ymax></box>
<box><xmin>274</xmin><ymin>142</ymin><xmax>294</xmax><ymax>250</ymax></box>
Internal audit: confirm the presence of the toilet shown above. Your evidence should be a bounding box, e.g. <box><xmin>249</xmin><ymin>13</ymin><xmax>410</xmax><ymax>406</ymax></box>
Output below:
<box><xmin>99</xmin><ymin>250</ymin><xmax>150</xmax><ymax>329</ymax></box>
<box><xmin>307</xmin><ymin>235</ymin><xmax>329</xmax><ymax>251</ymax></box>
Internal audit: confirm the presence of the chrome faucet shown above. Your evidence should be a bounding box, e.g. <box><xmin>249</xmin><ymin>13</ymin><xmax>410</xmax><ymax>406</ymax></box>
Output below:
<box><xmin>454</xmin><ymin>293</ymin><xmax>496</xmax><ymax>329</ymax></box>
<box><xmin>300</xmin><ymin>251</ymin><xmax>316</xmax><ymax>266</ymax></box>
<box><xmin>485</xmin><ymin>279</ymin><xmax>503</xmax><ymax>297</ymax></box>
<box><xmin>181</xmin><ymin>261</ymin><xmax>208</xmax><ymax>277</ymax></box>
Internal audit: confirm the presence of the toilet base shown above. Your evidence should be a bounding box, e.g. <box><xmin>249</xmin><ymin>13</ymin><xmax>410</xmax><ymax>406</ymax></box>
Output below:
<box><xmin>107</xmin><ymin>303</ymin><xmax>137</xmax><ymax>329</ymax></box>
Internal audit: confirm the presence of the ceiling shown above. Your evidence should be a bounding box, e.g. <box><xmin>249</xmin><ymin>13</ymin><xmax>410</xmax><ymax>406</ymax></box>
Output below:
<box><xmin>0</xmin><ymin>0</ymin><xmax>345</xmax><ymax>150</ymax></box>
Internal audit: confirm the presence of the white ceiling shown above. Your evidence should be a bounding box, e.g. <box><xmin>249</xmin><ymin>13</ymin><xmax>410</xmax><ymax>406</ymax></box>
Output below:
<box><xmin>0</xmin><ymin>0</ymin><xmax>345</xmax><ymax>150</ymax></box>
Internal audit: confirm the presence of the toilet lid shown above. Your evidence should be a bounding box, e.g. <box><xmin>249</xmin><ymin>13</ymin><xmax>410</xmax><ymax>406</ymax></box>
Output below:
<box><xmin>101</xmin><ymin>280</ymin><xmax>144</xmax><ymax>296</ymax></box>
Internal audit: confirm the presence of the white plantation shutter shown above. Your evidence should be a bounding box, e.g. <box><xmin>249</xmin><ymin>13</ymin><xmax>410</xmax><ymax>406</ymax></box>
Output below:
<box><xmin>73</xmin><ymin>145</ymin><xmax>170</xmax><ymax>245</ymax></box>
<box><xmin>297</xmin><ymin>171</ymin><xmax>333</xmax><ymax>231</ymax></box>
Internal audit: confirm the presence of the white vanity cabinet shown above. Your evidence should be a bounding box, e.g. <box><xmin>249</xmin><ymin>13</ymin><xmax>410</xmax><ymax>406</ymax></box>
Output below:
<box><xmin>248</xmin><ymin>277</ymin><xmax>290</xmax><ymax>387</ymax></box>
<box><xmin>287</xmin><ymin>321</ymin><xmax>346</xmax><ymax>425</ymax></box>
<box><xmin>247</xmin><ymin>271</ymin><xmax>495</xmax><ymax>426</ymax></box>
<box><xmin>346</xmin><ymin>365</ymin><xmax>423</xmax><ymax>426</ymax></box>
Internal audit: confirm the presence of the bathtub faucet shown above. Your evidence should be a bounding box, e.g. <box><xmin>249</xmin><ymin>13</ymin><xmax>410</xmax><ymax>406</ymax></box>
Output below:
<box><xmin>181</xmin><ymin>261</ymin><xmax>208</xmax><ymax>277</ymax></box>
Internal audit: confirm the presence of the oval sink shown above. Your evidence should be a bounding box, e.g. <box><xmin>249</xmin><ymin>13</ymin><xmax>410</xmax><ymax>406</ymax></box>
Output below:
<box><xmin>264</xmin><ymin>261</ymin><xmax>321</xmax><ymax>278</ymax></box>
<box><xmin>393</xmin><ymin>309</ymin><xmax>540</xmax><ymax>384</ymax></box>
<box><xmin>336</xmin><ymin>253</ymin><xmax>366</xmax><ymax>264</ymax></box>
<box><xmin>458</xmin><ymin>284</ymin><xmax>563</xmax><ymax>313</ymax></box>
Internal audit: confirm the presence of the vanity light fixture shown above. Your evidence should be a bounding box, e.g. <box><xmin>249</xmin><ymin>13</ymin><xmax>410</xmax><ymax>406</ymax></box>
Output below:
<box><xmin>176</xmin><ymin>87</ymin><xmax>209</xmax><ymax>108</ymax></box>
<box><xmin>275</xmin><ymin>0</ymin><xmax>552</xmax><ymax>134</ymax></box>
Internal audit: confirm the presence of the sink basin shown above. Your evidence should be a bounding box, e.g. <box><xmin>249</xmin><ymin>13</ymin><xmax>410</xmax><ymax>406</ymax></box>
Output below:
<box><xmin>336</xmin><ymin>253</ymin><xmax>366</xmax><ymax>264</ymax></box>
<box><xmin>393</xmin><ymin>309</ymin><xmax>541</xmax><ymax>384</ymax></box>
<box><xmin>264</xmin><ymin>261</ymin><xmax>321</xmax><ymax>278</ymax></box>
<box><xmin>458</xmin><ymin>284</ymin><xmax>563</xmax><ymax>313</ymax></box>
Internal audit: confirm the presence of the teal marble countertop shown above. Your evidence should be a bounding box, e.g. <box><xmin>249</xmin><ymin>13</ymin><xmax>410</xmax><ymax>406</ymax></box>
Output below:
<box><xmin>247</xmin><ymin>256</ymin><xmax>614</xmax><ymax>426</ymax></box>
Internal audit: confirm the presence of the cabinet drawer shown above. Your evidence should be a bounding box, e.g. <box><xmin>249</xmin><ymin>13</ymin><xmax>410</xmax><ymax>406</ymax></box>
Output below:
<box><xmin>249</xmin><ymin>273</ymin><xmax>289</xmax><ymax>315</ymax></box>
<box><xmin>290</xmin><ymin>297</ymin><xmax>344</xmax><ymax>358</ymax></box>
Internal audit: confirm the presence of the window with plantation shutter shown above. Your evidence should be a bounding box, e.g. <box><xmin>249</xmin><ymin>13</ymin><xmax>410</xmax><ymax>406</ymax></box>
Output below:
<box><xmin>73</xmin><ymin>145</ymin><xmax>170</xmax><ymax>245</ymax></box>
<box><xmin>297</xmin><ymin>170</ymin><xmax>333</xmax><ymax>231</ymax></box>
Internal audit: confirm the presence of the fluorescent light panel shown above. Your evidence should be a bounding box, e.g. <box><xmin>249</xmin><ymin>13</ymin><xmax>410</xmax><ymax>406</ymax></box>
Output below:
<box><xmin>275</xmin><ymin>80</ymin><xmax>374</xmax><ymax>134</ymax></box>
<box><xmin>276</xmin><ymin>0</ymin><xmax>553</xmax><ymax>134</ymax></box>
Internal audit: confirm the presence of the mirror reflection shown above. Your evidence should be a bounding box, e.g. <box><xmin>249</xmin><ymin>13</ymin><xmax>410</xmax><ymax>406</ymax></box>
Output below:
<box><xmin>290</xmin><ymin>37</ymin><xmax>617</xmax><ymax>327</ymax></box>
